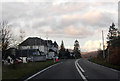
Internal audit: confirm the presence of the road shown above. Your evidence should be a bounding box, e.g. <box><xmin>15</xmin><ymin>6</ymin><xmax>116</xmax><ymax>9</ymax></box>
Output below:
<box><xmin>26</xmin><ymin>59</ymin><xmax>120</xmax><ymax>81</ymax></box>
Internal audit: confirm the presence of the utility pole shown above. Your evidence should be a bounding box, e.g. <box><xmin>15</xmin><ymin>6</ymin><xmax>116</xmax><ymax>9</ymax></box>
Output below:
<box><xmin>102</xmin><ymin>30</ymin><xmax>105</xmax><ymax>58</ymax></box>
<box><xmin>46</xmin><ymin>32</ymin><xmax>48</xmax><ymax>59</ymax></box>
<box><xmin>100</xmin><ymin>43</ymin><xmax>101</xmax><ymax>50</ymax></box>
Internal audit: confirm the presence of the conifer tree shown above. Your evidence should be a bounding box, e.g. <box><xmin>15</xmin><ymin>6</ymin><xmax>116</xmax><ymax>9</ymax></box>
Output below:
<box><xmin>59</xmin><ymin>40</ymin><xmax>66</xmax><ymax>58</ymax></box>
<box><xmin>107</xmin><ymin>23</ymin><xmax>118</xmax><ymax>47</ymax></box>
<box><xmin>73</xmin><ymin>40</ymin><xmax>81</xmax><ymax>59</ymax></box>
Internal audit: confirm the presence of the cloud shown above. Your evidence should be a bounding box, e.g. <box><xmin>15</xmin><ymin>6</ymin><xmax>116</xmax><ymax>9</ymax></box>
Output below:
<box><xmin>81</xmin><ymin>10</ymin><xmax>114</xmax><ymax>27</ymax></box>
<box><xmin>82</xmin><ymin>40</ymin><xmax>101</xmax><ymax>52</ymax></box>
<box><xmin>59</xmin><ymin>8</ymin><xmax>115</xmax><ymax>29</ymax></box>
<box><xmin>60</xmin><ymin>14</ymin><xmax>81</xmax><ymax>27</ymax></box>
<box><xmin>2</xmin><ymin>2</ymin><xmax>116</xmax><ymax>29</ymax></box>
<box><xmin>61</xmin><ymin>14</ymin><xmax>80</xmax><ymax>22</ymax></box>
<box><xmin>64</xmin><ymin>25</ymin><xmax>93</xmax><ymax>37</ymax></box>
<box><xmin>1</xmin><ymin>2</ymin><xmax>117</xmax><ymax>50</ymax></box>
<box><xmin>81</xmin><ymin>10</ymin><xmax>101</xmax><ymax>24</ymax></box>
<box><xmin>64</xmin><ymin>25</ymin><xmax>80</xmax><ymax>35</ymax></box>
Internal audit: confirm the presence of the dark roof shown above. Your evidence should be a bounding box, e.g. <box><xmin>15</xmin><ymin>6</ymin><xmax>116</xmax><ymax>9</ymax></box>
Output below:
<box><xmin>49</xmin><ymin>49</ymin><xmax>55</xmax><ymax>52</ymax></box>
<box><xmin>18</xmin><ymin>37</ymin><xmax>59</xmax><ymax>48</ymax></box>
<box><xmin>45</xmin><ymin>40</ymin><xmax>53</xmax><ymax>45</ymax></box>
<box><xmin>53</xmin><ymin>41</ymin><xmax>58</xmax><ymax>47</ymax></box>
<box><xmin>19</xmin><ymin>37</ymin><xmax>47</xmax><ymax>46</ymax></box>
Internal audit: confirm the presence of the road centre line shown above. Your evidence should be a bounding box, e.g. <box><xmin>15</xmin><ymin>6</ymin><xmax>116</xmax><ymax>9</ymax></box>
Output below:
<box><xmin>77</xmin><ymin>63</ymin><xmax>85</xmax><ymax>73</ymax></box>
<box><xmin>24</xmin><ymin>62</ymin><xmax>62</xmax><ymax>81</ymax></box>
<box><xmin>75</xmin><ymin>59</ymin><xmax>87</xmax><ymax>81</ymax></box>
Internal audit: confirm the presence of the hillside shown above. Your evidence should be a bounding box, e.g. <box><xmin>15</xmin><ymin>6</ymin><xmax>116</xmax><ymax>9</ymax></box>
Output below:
<box><xmin>81</xmin><ymin>51</ymin><xmax>98</xmax><ymax>58</ymax></box>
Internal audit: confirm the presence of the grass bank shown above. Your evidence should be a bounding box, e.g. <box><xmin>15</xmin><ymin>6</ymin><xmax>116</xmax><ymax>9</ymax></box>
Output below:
<box><xmin>89</xmin><ymin>58</ymin><xmax>120</xmax><ymax>71</ymax></box>
<box><xmin>2</xmin><ymin>60</ymin><xmax>57</xmax><ymax>80</ymax></box>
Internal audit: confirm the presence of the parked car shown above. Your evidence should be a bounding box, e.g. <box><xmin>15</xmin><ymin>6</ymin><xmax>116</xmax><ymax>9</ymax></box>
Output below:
<box><xmin>14</xmin><ymin>58</ymin><xmax>23</xmax><ymax>64</ymax></box>
<box><xmin>27</xmin><ymin>57</ymin><xmax>32</xmax><ymax>62</ymax></box>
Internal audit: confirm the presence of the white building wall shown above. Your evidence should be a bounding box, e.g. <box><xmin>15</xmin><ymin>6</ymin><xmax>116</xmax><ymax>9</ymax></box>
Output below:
<box><xmin>39</xmin><ymin>46</ymin><xmax>44</xmax><ymax>52</ymax></box>
<box><xmin>48</xmin><ymin>52</ymin><xmax>54</xmax><ymax>59</ymax></box>
<box><xmin>44</xmin><ymin>46</ymin><xmax>48</xmax><ymax>54</ymax></box>
<box><xmin>19</xmin><ymin>41</ymin><xmax>58</xmax><ymax>59</ymax></box>
<box><xmin>20</xmin><ymin>46</ymin><xmax>40</xmax><ymax>50</ymax></box>
<box><xmin>20</xmin><ymin>46</ymin><xmax>30</xmax><ymax>49</ymax></box>
<box><xmin>32</xmin><ymin>46</ymin><xmax>39</xmax><ymax>49</ymax></box>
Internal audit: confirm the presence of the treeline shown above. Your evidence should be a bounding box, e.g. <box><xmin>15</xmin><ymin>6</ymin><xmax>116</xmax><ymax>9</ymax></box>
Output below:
<box><xmin>58</xmin><ymin>40</ymin><xmax>81</xmax><ymax>59</ymax></box>
<box><xmin>58</xmin><ymin>41</ymin><xmax>72</xmax><ymax>59</ymax></box>
<box><xmin>97</xmin><ymin>23</ymin><xmax>120</xmax><ymax>65</ymax></box>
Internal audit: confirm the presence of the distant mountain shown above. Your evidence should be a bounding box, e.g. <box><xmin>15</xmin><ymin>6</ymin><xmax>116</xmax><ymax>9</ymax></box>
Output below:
<box><xmin>81</xmin><ymin>51</ymin><xmax>98</xmax><ymax>58</ymax></box>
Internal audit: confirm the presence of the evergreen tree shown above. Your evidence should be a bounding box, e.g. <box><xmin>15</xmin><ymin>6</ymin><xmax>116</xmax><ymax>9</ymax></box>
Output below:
<box><xmin>65</xmin><ymin>49</ymin><xmax>70</xmax><ymax>59</ymax></box>
<box><xmin>61</xmin><ymin>40</ymin><xmax>65</xmax><ymax>49</ymax></box>
<box><xmin>107</xmin><ymin>23</ymin><xmax>118</xmax><ymax>41</ymax></box>
<box><xmin>73</xmin><ymin>40</ymin><xmax>81</xmax><ymax>59</ymax></box>
<box><xmin>106</xmin><ymin>23</ymin><xmax>120</xmax><ymax>65</ymax></box>
<box><xmin>107</xmin><ymin>23</ymin><xmax>118</xmax><ymax>47</ymax></box>
<box><xmin>59</xmin><ymin>40</ymin><xmax>66</xmax><ymax>58</ymax></box>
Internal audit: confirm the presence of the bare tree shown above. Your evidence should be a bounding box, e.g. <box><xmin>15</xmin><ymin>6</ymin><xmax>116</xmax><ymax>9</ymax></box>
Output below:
<box><xmin>0</xmin><ymin>21</ymin><xmax>12</xmax><ymax>59</ymax></box>
<box><xmin>10</xmin><ymin>29</ymin><xmax>26</xmax><ymax>48</ymax></box>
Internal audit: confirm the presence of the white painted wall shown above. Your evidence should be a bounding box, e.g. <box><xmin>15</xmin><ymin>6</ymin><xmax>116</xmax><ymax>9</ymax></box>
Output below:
<box><xmin>32</xmin><ymin>46</ymin><xmax>39</xmax><ymax>49</ymax></box>
<box><xmin>39</xmin><ymin>46</ymin><xmax>44</xmax><ymax>52</ymax></box>
<box><xmin>44</xmin><ymin>46</ymin><xmax>48</xmax><ymax>55</ymax></box>
<box><xmin>19</xmin><ymin>44</ymin><xmax>58</xmax><ymax>58</ymax></box>
<box><xmin>20</xmin><ymin>46</ymin><xmax>30</xmax><ymax>49</ymax></box>
<box><xmin>48</xmin><ymin>52</ymin><xmax>54</xmax><ymax>59</ymax></box>
<box><xmin>20</xmin><ymin>46</ymin><xmax>39</xmax><ymax>50</ymax></box>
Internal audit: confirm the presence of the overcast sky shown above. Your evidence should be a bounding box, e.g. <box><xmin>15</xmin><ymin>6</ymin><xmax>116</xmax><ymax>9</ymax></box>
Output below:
<box><xmin>1</xmin><ymin>0</ymin><xmax>119</xmax><ymax>52</ymax></box>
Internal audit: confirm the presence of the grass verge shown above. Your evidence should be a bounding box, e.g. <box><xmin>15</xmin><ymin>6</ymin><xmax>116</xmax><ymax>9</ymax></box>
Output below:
<box><xmin>2</xmin><ymin>60</ymin><xmax>57</xmax><ymax>79</ymax></box>
<box><xmin>89</xmin><ymin>58</ymin><xmax>120</xmax><ymax>71</ymax></box>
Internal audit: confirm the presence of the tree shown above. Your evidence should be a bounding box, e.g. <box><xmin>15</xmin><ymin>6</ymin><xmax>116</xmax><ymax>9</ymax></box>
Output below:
<box><xmin>11</xmin><ymin>29</ymin><xmax>26</xmax><ymax>48</ymax></box>
<box><xmin>0</xmin><ymin>21</ymin><xmax>12</xmax><ymax>59</ymax></box>
<box><xmin>61</xmin><ymin>40</ymin><xmax>65</xmax><ymax>49</ymax></box>
<box><xmin>107</xmin><ymin>23</ymin><xmax>119</xmax><ymax>47</ymax></box>
<box><xmin>107</xmin><ymin>23</ymin><xmax>118</xmax><ymax>41</ymax></box>
<box><xmin>106</xmin><ymin>23</ymin><xmax>120</xmax><ymax>65</ymax></box>
<box><xmin>65</xmin><ymin>49</ymin><xmax>70</xmax><ymax>59</ymax></box>
<box><xmin>59</xmin><ymin>40</ymin><xmax>66</xmax><ymax>58</ymax></box>
<box><xmin>73</xmin><ymin>40</ymin><xmax>81</xmax><ymax>59</ymax></box>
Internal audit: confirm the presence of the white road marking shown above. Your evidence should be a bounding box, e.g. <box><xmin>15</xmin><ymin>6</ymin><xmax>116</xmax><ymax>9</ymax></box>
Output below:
<box><xmin>77</xmin><ymin>63</ymin><xmax>85</xmax><ymax>73</ymax></box>
<box><xmin>75</xmin><ymin>59</ymin><xmax>87</xmax><ymax>81</ymax></box>
<box><xmin>110</xmin><ymin>68</ymin><xmax>119</xmax><ymax>72</ymax></box>
<box><xmin>24</xmin><ymin>62</ymin><xmax>62</xmax><ymax>81</ymax></box>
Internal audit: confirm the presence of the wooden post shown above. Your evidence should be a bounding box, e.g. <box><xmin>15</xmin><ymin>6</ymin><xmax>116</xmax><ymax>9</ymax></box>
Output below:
<box><xmin>102</xmin><ymin>30</ymin><xmax>105</xmax><ymax>58</ymax></box>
